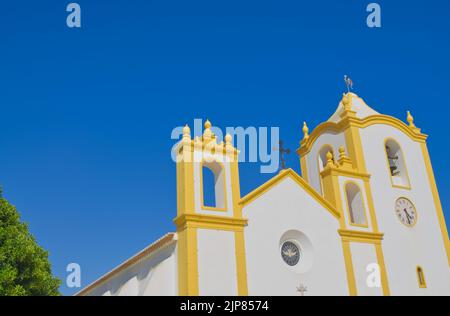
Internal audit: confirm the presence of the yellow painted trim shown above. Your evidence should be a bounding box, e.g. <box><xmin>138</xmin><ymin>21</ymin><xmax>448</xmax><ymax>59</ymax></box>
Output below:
<box><xmin>176</xmin><ymin>147</ymin><xmax>195</xmax><ymax>216</ymax></box>
<box><xmin>343</xmin><ymin>124</ymin><xmax>367</xmax><ymax>173</ymax></box>
<box><xmin>420</xmin><ymin>143</ymin><xmax>450</xmax><ymax>266</ymax></box>
<box><xmin>384</xmin><ymin>137</ymin><xmax>412</xmax><ymax>190</ymax></box>
<box><xmin>230</xmin><ymin>160</ymin><xmax>243</xmax><ymax>218</ymax></box>
<box><xmin>338</xmin><ymin>229</ymin><xmax>384</xmax><ymax>243</ymax></box>
<box><xmin>363</xmin><ymin>179</ymin><xmax>380</xmax><ymax>233</ymax></box>
<box><xmin>199</xmin><ymin>160</ymin><xmax>228</xmax><ymax>212</ymax></box>
<box><xmin>174</xmin><ymin>213</ymin><xmax>248</xmax><ymax>232</ymax></box>
<box><xmin>177</xmin><ymin>227</ymin><xmax>199</xmax><ymax>295</ymax></box>
<box><xmin>319</xmin><ymin>168</ymin><xmax>343</xmax><ymax>222</ymax></box>
<box><xmin>178</xmin><ymin>137</ymin><xmax>239</xmax><ymax>160</ymax></box>
<box><xmin>375</xmin><ymin>243</ymin><xmax>390</xmax><ymax>295</ymax></box>
<box><xmin>341</xmin><ymin>240</ymin><xmax>357</xmax><ymax>296</ymax></box>
<box><xmin>300</xmin><ymin>154</ymin><xmax>309</xmax><ymax>183</ymax></box>
<box><xmin>343</xmin><ymin>181</ymin><xmax>369</xmax><ymax>228</ymax></box>
<box><xmin>320</xmin><ymin>166</ymin><xmax>371</xmax><ymax>180</ymax></box>
<box><xmin>416</xmin><ymin>266</ymin><xmax>427</xmax><ymax>288</ymax></box>
<box><xmin>234</xmin><ymin>231</ymin><xmax>248</xmax><ymax>295</ymax></box>
<box><xmin>297</xmin><ymin>114</ymin><xmax>428</xmax><ymax>157</ymax></box>
<box><xmin>239</xmin><ymin>168</ymin><xmax>340</xmax><ymax>219</ymax></box>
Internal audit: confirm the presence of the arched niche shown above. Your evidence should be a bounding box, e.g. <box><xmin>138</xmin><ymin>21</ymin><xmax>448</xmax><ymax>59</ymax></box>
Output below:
<box><xmin>317</xmin><ymin>145</ymin><xmax>335</xmax><ymax>172</ymax></box>
<box><xmin>201</xmin><ymin>160</ymin><xmax>227</xmax><ymax>210</ymax></box>
<box><xmin>385</xmin><ymin>139</ymin><xmax>410</xmax><ymax>188</ymax></box>
<box><xmin>345</xmin><ymin>182</ymin><xmax>367</xmax><ymax>226</ymax></box>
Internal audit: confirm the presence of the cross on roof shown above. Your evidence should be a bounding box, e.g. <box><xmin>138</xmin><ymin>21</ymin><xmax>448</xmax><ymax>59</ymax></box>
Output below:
<box><xmin>275</xmin><ymin>140</ymin><xmax>290</xmax><ymax>171</ymax></box>
<box><xmin>297</xmin><ymin>284</ymin><xmax>308</xmax><ymax>296</ymax></box>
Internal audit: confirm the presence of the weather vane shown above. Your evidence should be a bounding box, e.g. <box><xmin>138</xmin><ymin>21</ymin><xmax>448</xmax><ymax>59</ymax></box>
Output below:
<box><xmin>274</xmin><ymin>140</ymin><xmax>290</xmax><ymax>171</ymax></box>
<box><xmin>344</xmin><ymin>75</ymin><xmax>354</xmax><ymax>93</ymax></box>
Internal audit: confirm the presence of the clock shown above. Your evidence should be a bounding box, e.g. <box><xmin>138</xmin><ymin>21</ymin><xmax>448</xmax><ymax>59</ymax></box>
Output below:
<box><xmin>281</xmin><ymin>241</ymin><xmax>300</xmax><ymax>266</ymax></box>
<box><xmin>395</xmin><ymin>197</ymin><xmax>417</xmax><ymax>227</ymax></box>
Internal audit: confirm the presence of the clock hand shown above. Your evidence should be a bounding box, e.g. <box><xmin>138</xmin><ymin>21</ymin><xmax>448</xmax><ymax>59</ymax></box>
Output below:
<box><xmin>403</xmin><ymin>209</ymin><xmax>411</xmax><ymax>224</ymax></box>
<box><xmin>404</xmin><ymin>209</ymin><xmax>413</xmax><ymax>219</ymax></box>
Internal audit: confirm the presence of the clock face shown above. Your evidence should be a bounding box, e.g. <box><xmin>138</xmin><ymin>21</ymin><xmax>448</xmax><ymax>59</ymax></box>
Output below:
<box><xmin>395</xmin><ymin>198</ymin><xmax>417</xmax><ymax>227</ymax></box>
<box><xmin>281</xmin><ymin>241</ymin><xmax>300</xmax><ymax>266</ymax></box>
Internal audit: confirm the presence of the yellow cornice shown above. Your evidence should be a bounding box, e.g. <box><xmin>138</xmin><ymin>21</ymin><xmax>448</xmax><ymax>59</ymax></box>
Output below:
<box><xmin>338</xmin><ymin>229</ymin><xmax>384</xmax><ymax>243</ymax></box>
<box><xmin>297</xmin><ymin>114</ymin><xmax>428</xmax><ymax>156</ymax></box>
<box><xmin>174</xmin><ymin>213</ymin><xmax>248</xmax><ymax>232</ymax></box>
<box><xmin>239</xmin><ymin>168</ymin><xmax>340</xmax><ymax>219</ymax></box>
<box><xmin>320</xmin><ymin>165</ymin><xmax>371</xmax><ymax>180</ymax></box>
<box><xmin>177</xmin><ymin>139</ymin><xmax>239</xmax><ymax>160</ymax></box>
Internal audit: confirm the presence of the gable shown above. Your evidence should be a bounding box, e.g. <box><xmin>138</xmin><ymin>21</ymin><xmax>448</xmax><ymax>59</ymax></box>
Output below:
<box><xmin>239</xmin><ymin>168</ymin><xmax>340</xmax><ymax>220</ymax></box>
<box><xmin>240</xmin><ymin>169</ymin><xmax>347</xmax><ymax>295</ymax></box>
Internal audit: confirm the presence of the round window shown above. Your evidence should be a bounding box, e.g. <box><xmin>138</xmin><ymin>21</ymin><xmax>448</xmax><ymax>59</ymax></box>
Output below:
<box><xmin>281</xmin><ymin>241</ymin><xmax>301</xmax><ymax>266</ymax></box>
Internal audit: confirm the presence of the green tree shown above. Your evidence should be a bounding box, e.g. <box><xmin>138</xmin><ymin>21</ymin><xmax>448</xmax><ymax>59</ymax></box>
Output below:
<box><xmin>0</xmin><ymin>192</ymin><xmax>61</xmax><ymax>296</ymax></box>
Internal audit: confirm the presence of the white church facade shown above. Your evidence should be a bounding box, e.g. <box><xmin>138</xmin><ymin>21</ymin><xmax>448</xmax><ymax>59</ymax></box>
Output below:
<box><xmin>77</xmin><ymin>92</ymin><xmax>450</xmax><ymax>296</ymax></box>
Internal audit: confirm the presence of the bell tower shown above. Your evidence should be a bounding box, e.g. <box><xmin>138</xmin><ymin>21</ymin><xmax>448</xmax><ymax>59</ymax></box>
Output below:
<box><xmin>174</xmin><ymin>120</ymin><xmax>248</xmax><ymax>296</ymax></box>
<box><xmin>298</xmin><ymin>89</ymin><xmax>450</xmax><ymax>295</ymax></box>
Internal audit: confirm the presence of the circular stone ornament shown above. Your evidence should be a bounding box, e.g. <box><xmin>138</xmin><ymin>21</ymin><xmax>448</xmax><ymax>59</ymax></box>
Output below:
<box><xmin>281</xmin><ymin>241</ymin><xmax>301</xmax><ymax>266</ymax></box>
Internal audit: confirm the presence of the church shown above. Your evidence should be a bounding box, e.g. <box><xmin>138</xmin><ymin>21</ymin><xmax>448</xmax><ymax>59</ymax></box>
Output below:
<box><xmin>76</xmin><ymin>91</ymin><xmax>450</xmax><ymax>296</ymax></box>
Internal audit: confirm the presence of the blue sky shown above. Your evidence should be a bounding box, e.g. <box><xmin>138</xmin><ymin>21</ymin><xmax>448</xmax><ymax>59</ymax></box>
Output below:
<box><xmin>1</xmin><ymin>0</ymin><xmax>449</xmax><ymax>295</ymax></box>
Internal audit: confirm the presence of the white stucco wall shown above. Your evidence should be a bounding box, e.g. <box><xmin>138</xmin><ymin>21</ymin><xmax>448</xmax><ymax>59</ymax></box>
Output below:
<box><xmin>197</xmin><ymin>229</ymin><xmax>238</xmax><ymax>296</ymax></box>
<box><xmin>243</xmin><ymin>176</ymin><xmax>348</xmax><ymax>296</ymax></box>
<box><xmin>350</xmin><ymin>243</ymin><xmax>383</xmax><ymax>296</ymax></box>
<box><xmin>360</xmin><ymin>124</ymin><xmax>450</xmax><ymax>295</ymax></box>
<box><xmin>84</xmin><ymin>242</ymin><xmax>177</xmax><ymax>296</ymax></box>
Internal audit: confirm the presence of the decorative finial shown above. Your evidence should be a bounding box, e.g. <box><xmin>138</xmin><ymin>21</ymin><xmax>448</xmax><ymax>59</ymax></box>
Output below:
<box><xmin>342</xmin><ymin>93</ymin><xmax>352</xmax><ymax>111</ymax></box>
<box><xmin>302</xmin><ymin>122</ymin><xmax>309</xmax><ymax>140</ymax></box>
<box><xmin>204</xmin><ymin>119</ymin><xmax>212</xmax><ymax>130</ymax></box>
<box><xmin>203</xmin><ymin>119</ymin><xmax>212</xmax><ymax>140</ymax></box>
<box><xmin>338</xmin><ymin>146</ymin><xmax>347</xmax><ymax>159</ymax></box>
<box><xmin>344</xmin><ymin>75</ymin><xmax>353</xmax><ymax>93</ymax></box>
<box><xmin>225</xmin><ymin>133</ymin><xmax>232</xmax><ymax>145</ymax></box>
<box><xmin>326</xmin><ymin>151</ymin><xmax>334</xmax><ymax>167</ymax></box>
<box><xmin>182</xmin><ymin>124</ymin><xmax>190</xmax><ymax>135</ymax></box>
<box><xmin>407</xmin><ymin>111</ymin><xmax>415</xmax><ymax>128</ymax></box>
<box><xmin>182</xmin><ymin>124</ymin><xmax>191</xmax><ymax>143</ymax></box>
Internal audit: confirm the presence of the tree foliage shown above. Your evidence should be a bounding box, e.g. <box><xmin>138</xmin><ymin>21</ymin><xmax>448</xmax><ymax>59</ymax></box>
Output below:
<box><xmin>0</xmin><ymin>197</ymin><xmax>60</xmax><ymax>295</ymax></box>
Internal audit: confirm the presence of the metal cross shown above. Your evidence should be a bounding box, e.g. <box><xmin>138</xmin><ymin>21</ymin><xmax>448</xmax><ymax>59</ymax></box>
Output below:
<box><xmin>344</xmin><ymin>75</ymin><xmax>353</xmax><ymax>93</ymax></box>
<box><xmin>275</xmin><ymin>140</ymin><xmax>290</xmax><ymax>170</ymax></box>
<box><xmin>296</xmin><ymin>284</ymin><xmax>308</xmax><ymax>296</ymax></box>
